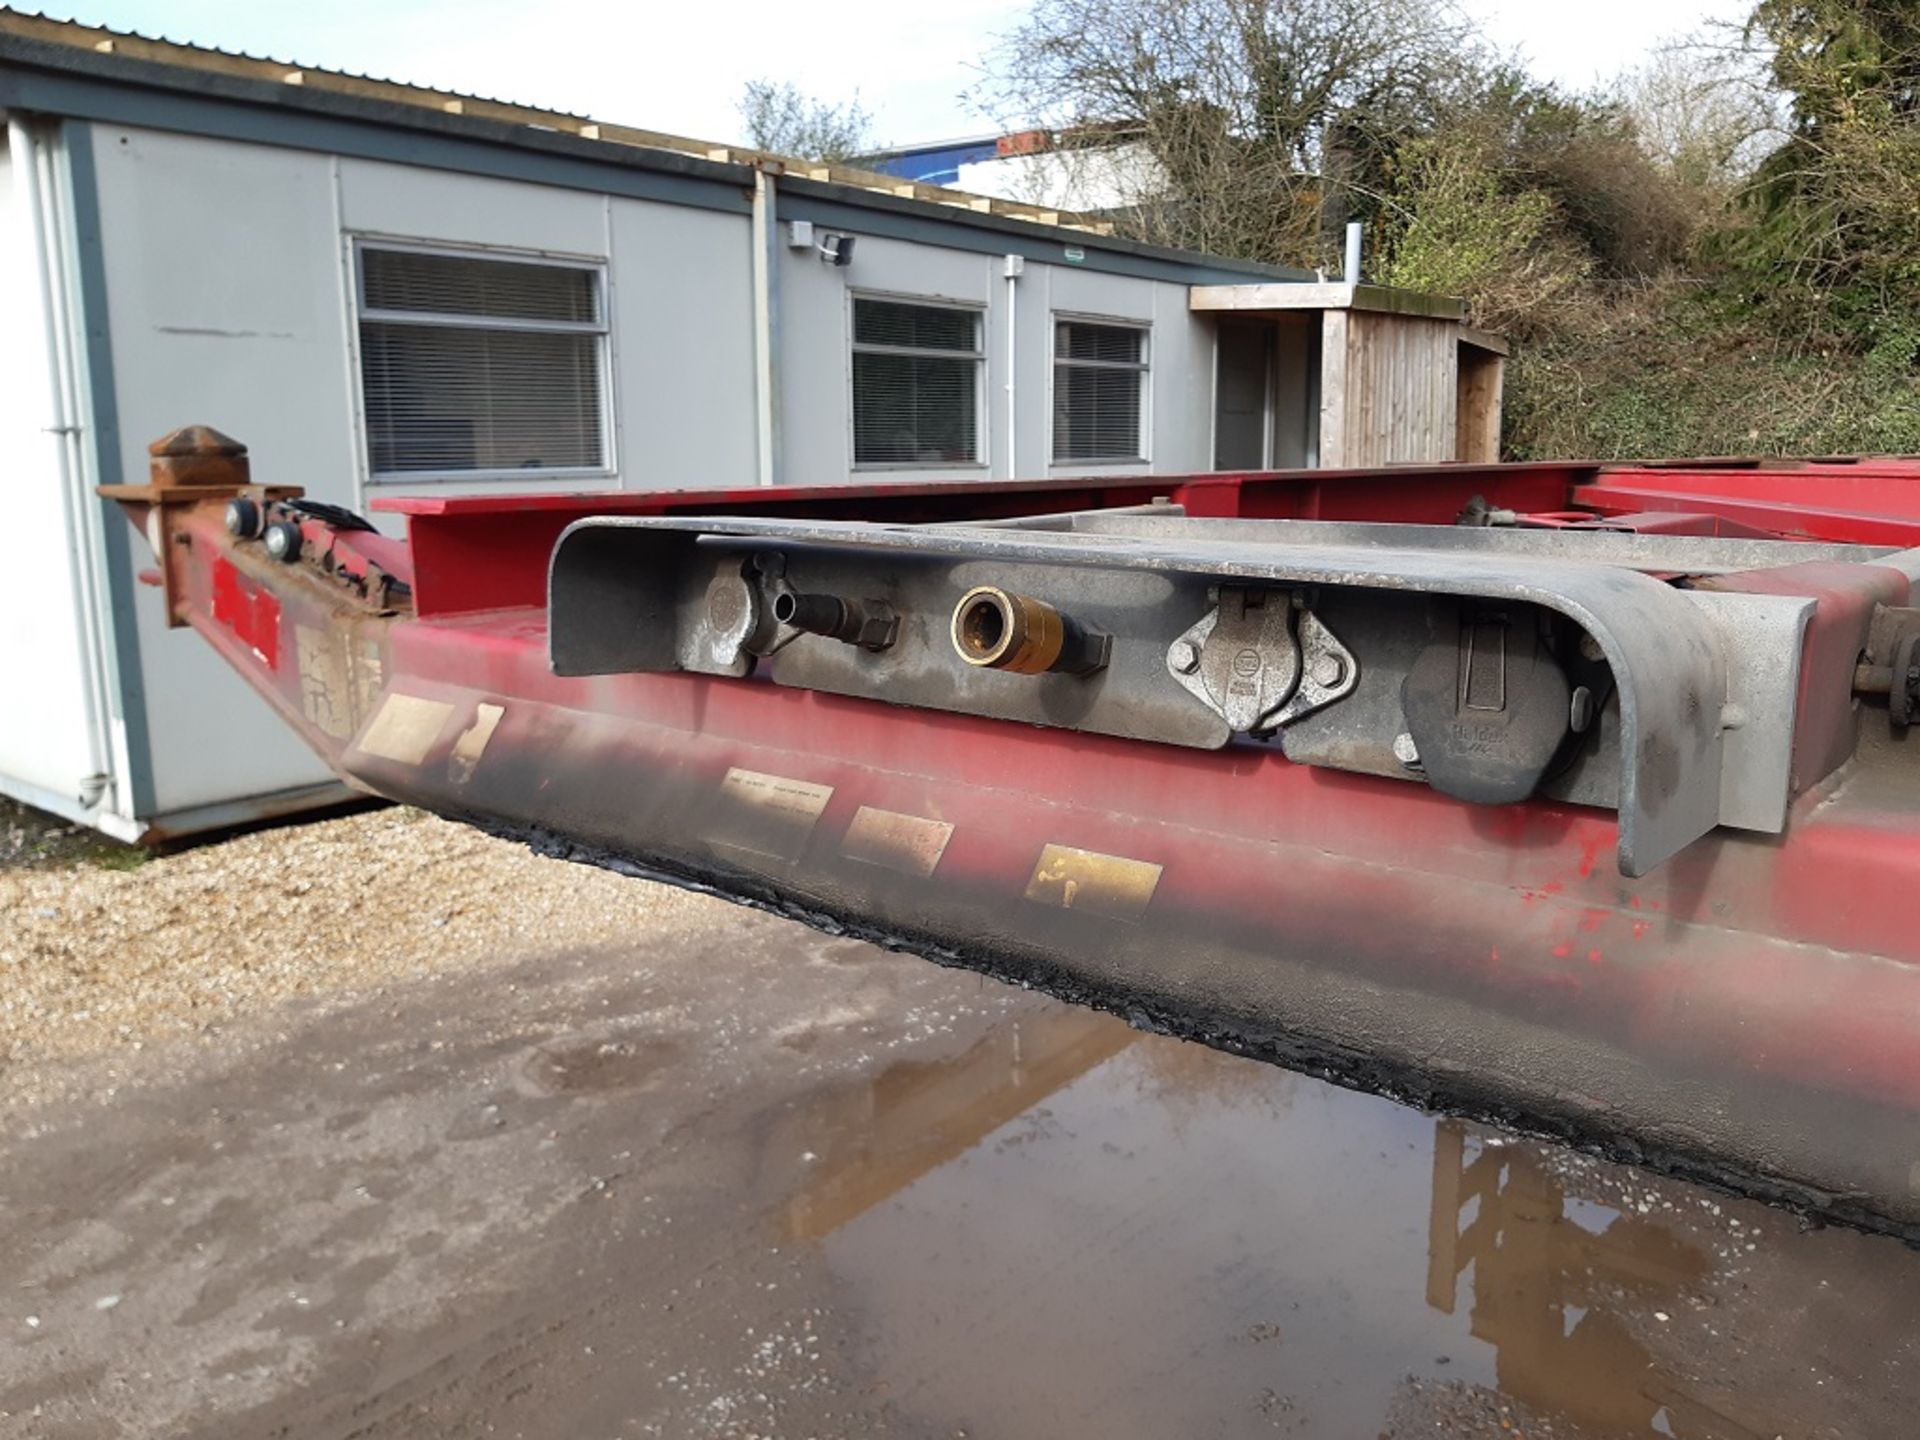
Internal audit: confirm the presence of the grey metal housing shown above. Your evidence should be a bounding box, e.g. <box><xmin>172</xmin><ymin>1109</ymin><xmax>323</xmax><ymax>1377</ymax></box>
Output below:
<box><xmin>546</xmin><ymin>513</ymin><xmax>1870</xmax><ymax>876</ymax></box>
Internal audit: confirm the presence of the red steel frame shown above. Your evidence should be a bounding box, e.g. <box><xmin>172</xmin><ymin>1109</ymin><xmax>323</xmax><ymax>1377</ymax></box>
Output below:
<box><xmin>106</xmin><ymin>444</ymin><xmax>1920</xmax><ymax>1235</ymax></box>
<box><xmin>1578</xmin><ymin>458</ymin><xmax>1920</xmax><ymax>547</ymax></box>
<box><xmin>379</xmin><ymin>462</ymin><xmax>1589</xmax><ymax>617</ymax></box>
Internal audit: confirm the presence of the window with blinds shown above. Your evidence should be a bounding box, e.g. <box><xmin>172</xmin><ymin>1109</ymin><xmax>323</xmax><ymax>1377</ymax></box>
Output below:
<box><xmin>356</xmin><ymin>244</ymin><xmax>609</xmax><ymax>480</ymax></box>
<box><xmin>1053</xmin><ymin>318</ymin><xmax>1148</xmax><ymax>463</ymax></box>
<box><xmin>851</xmin><ymin>297</ymin><xmax>983</xmax><ymax>467</ymax></box>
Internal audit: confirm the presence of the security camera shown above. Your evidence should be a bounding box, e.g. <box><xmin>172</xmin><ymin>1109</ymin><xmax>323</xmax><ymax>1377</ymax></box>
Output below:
<box><xmin>817</xmin><ymin>233</ymin><xmax>856</xmax><ymax>268</ymax></box>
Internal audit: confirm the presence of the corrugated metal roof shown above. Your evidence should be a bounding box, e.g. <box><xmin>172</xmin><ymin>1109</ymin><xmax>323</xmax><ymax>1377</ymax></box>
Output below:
<box><xmin>0</xmin><ymin>6</ymin><xmax>1123</xmax><ymax>236</ymax></box>
<box><xmin>1</xmin><ymin>6</ymin><xmax>583</xmax><ymax>115</ymax></box>
<box><xmin>2</xmin><ymin>6</ymin><xmax>583</xmax><ymax>116</ymax></box>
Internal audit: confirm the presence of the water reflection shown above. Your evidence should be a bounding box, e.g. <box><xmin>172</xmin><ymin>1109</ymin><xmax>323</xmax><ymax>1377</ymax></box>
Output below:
<box><xmin>1426</xmin><ymin>1121</ymin><xmax>1738</xmax><ymax>1438</ymax></box>
<box><xmin>782</xmin><ymin>1006</ymin><xmax>1907</xmax><ymax>1438</ymax></box>
<box><xmin>782</xmin><ymin>1009</ymin><xmax>1136</xmax><ymax>1240</ymax></box>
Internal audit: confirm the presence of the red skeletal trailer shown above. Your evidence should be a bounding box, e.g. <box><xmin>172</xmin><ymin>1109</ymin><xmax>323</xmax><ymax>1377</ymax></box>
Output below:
<box><xmin>102</xmin><ymin>428</ymin><xmax>1920</xmax><ymax>1238</ymax></box>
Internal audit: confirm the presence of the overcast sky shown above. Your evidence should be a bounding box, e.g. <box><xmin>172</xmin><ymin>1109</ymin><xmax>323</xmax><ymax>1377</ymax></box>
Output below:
<box><xmin>57</xmin><ymin>0</ymin><xmax>1756</xmax><ymax>147</ymax></box>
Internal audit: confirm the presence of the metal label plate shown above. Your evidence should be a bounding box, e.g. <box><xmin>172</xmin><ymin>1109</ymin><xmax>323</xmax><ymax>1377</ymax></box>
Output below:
<box><xmin>1024</xmin><ymin>844</ymin><xmax>1162</xmax><ymax>922</ymax></box>
<box><xmin>354</xmin><ymin>693</ymin><xmax>453</xmax><ymax>766</ymax></box>
<box><xmin>710</xmin><ymin>768</ymin><xmax>835</xmax><ymax>862</ymax></box>
<box><xmin>449</xmin><ymin>702</ymin><xmax>506</xmax><ymax>784</ymax></box>
<box><xmin>841</xmin><ymin>806</ymin><xmax>954</xmax><ymax>877</ymax></box>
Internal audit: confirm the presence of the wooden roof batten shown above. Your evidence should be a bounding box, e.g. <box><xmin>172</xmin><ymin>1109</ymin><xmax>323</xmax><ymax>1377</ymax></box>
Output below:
<box><xmin>1190</xmin><ymin>280</ymin><xmax>1509</xmax><ymax>354</ymax></box>
<box><xmin>0</xmin><ymin>8</ymin><xmax>1118</xmax><ymax>237</ymax></box>
<box><xmin>1189</xmin><ymin>282</ymin><xmax>1467</xmax><ymax>322</ymax></box>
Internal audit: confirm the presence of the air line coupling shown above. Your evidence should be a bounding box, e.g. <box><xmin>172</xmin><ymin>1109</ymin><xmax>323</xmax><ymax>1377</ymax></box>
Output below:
<box><xmin>949</xmin><ymin>585</ymin><xmax>1111</xmax><ymax>676</ymax></box>
<box><xmin>771</xmin><ymin>589</ymin><xmax>899</xmax><ymax>651</ymax></box>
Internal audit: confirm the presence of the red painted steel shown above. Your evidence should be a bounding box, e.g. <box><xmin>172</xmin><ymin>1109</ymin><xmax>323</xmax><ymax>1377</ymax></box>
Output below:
<box><xmin>310</xmin><ymin>524</ymin><xmax>414</xmax><ymax>592</ymax></box>
<box><xmin>181</xmin><ymin>498</ymin><xmax>1920</xmax><ymax>1116</ymax></box>
<box><xmin>373</xmin><ymin>462</ymin><xmax>1591</xmax><ymax>617</ymax></box>
<box><xmin>375</xmin><ymin>610</ymin><xmax>1920</xmax><ymax>1111</ymax></box>
<box><xmin>1578</xmin><ymin>458</ymin><xmax>1920</xmax><ymax>546</ymax></box>
<box><xmin>208</xmin><ymin>555</ymin><xmax>280</xmax><ymax>671</ymax></box>
<box><xmin>113</xmin><ymin>446</ymin><xmax>1920</xmax><ymax>1233</ymax></box>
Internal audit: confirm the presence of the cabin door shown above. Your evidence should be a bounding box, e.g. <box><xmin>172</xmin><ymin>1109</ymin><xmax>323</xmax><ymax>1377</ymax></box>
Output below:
<box><xmin>1213</xmin><ymin>321</ymin><xmax>1272</xmax><ymax>469</ymax></box>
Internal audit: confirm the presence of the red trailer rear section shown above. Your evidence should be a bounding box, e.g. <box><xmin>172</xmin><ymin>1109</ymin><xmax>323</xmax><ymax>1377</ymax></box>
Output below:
<box><xmin>103</xmin><ymin>429</ymin><xmax>1920</xmax><ymax>1239</ymax></box>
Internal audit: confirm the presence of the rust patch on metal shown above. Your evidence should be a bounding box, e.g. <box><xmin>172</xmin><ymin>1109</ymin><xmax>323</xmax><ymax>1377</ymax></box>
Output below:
<box><xmin>354</xmin><ymin>641</ymin><xmax>385</xmax><ymax>721</ymax></box>
<box><xmin>841</xmin><ymin>806</ymin><xmax>954</xmax><ymax>877</ymax></box>
<box><xmin>354</xmin><ymin>693</ymin><xmax>454</xmax><ymax>766</ymax></box>
<box><xmin>296</xmin><ymin>624</ymin><xmax>384</xmax><ymax>739</ymax></box>
<box><xmin>96</xmin><ymin>426</ymin><xmax>299</xmax><ymax>627</ymax></box>
<box><xmin>296</xmin><ymin>625</ymin><xmax>351</xmax><ymax>738</ymax></box>
<box><xmin>449</xmin><ymin>703</ymin><xmax>506</xmax><ymax>784</ymax></box>
<box><xmin>1025</xmin><ymin>844</ymin><xmax>1162</xmax><ymax>922</ymax></box>
<box><xmin>709</xmin><ymin>768</ymin><xmax>834</xmax><ymax>862</ymax></box>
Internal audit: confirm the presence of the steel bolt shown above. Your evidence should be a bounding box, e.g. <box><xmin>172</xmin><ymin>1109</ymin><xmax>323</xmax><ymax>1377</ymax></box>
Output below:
<box><xmin>263</xmin><ymin>520</ymin><xmax>302</xmax><ymax>564</ymax></box>
<box><xmin>1170</xmin><ymin>639</ymin><xmax>1201</xmax><ymax>674</ymax></box>
<box><xmin>1310</xmin><ymin>654</ymin><xmax>1346</xmax><ymax>688</ymax></box>
<box><xmin>225</xmin><ymin>497</ymin><xmax>262</xmax><ymax>540</ymax></box>
<box><xmin>1392</xmin><ymin>732</ymin><xmax>1421</xmax><ymax>769</ymax></box>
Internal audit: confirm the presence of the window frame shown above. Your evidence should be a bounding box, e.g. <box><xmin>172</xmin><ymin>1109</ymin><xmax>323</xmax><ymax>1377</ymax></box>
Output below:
<box><xmin>846</xmin><ymin>290</ymin><xmax>989</xmax><ymax>472</ymax></box>
<box><xmin>349</xmin><ymin>236</ymin><xmax>617</xmax><ymax>487</ymax></box>
<box><xmin>1049</xmin><ymin>312</ymin><xmax>1152</xmax><ymax>467</ymax></box>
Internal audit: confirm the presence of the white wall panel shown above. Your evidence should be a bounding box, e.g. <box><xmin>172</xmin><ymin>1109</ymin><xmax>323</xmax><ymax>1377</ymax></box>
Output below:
<box><xmin>0</xmin><ymin>124</ymin><xmax>99</xmax><ymax>802</ymax></box>
<box><xmin>91</xmin><ymin>126</ymin><xmax>352</xmax><ymax>812</ymax></box>
<box><xmin>607</xmin><ymin>198</ymin><xmax>756</xmax><ymax>491</ymax></box>
<box><xmin>774</xmin><ymin>238</ymin><xmax>1220</xmax><ymax>488</ymax></box>
<box><xmin>1011</xmin><ymin>264</ymin><xmax>1055</xmax><ymax>478</ymax></box>
<box><xmin>1158</xmin><ymin>282</ymin><xmax>1216</xmax><ymax>477</ymax></box>
<box><xmin>1039</xmin><ymin>266</ymin><xmax>1208</xmax><ymax>480</ymax></box>
<box><xmin>338</xmin><ymin>158</ymin><xmax>607</xmax><ymax>259</ymax></box>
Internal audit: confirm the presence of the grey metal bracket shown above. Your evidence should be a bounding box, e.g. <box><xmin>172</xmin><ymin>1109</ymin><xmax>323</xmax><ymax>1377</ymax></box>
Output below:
<box><xmin>1168</xmin><ymin>589</ymin><xmax>1359</xmax><ymax>734</ymax></box>
<box><xmin>551</xmin><ymin>515</ymin><xmax>1743</xmax><ymax>876</ymax></box>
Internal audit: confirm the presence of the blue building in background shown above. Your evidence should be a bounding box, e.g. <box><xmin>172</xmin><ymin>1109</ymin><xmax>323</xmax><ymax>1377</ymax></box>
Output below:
<box><xmin>858</xmin><ymin>135</ymin><xmax>1005</xmax><ymax>187</ymax></box>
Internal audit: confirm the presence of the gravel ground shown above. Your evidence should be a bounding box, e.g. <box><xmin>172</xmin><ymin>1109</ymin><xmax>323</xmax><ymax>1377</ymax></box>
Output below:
<box><xmin>0</xmin><ymin>804</ymin><xmax>734</xmax><ymax>1103</ymax></box>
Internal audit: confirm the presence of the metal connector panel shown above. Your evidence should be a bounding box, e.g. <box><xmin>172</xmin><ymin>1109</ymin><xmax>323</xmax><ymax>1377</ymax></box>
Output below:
<box><xmin>547</xmin><ymin>515</ymin><xmax>1800</xmax><ymax>876</ymax></box>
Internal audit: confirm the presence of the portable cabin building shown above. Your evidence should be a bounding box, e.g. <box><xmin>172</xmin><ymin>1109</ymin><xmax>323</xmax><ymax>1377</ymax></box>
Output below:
<box><xmin>0</xmin><ymin>11</ymin><xmax>1503</xmax><ymax>839</ymax></box>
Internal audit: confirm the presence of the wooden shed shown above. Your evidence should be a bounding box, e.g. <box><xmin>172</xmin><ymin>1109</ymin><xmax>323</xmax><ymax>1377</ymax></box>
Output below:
<box><xmin>1192</xmin><ymin>282</ymin><xmax>1508</xmax><ymax>468</ymax></box>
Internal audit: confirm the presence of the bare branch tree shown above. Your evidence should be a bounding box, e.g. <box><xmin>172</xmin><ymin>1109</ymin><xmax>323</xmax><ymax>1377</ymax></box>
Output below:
<box><xmin>985</xmin><ymin>0</ymin><xmax>1484</xmax><ymax>266</ymax></box>
<box><xmin>1614</xmin><ymin>41</ymin><xmax>1783</xmax><ymax>192</ymax></box>
<box><xmin>737</xmin><ymin>80</ymin><xmax>875</xmax><ymax>162</ymax></box>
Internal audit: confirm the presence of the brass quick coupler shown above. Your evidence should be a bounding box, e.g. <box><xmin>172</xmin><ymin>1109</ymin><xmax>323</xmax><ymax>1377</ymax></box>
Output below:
<box><xmin>949</xmin><ymin>586</ymin><xmax>1110</xmax><ymax>676</ymax></box>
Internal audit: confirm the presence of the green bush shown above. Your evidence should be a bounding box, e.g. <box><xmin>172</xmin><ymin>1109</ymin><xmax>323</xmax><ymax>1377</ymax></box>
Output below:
<box><xmin>1503</xmin><ymin>282</ymin><xmax>1920</xmax><ymax>459</ymax></box>
<box><xmin>991</xmin><ymin>0</ymin><xmax>1920</xmax><ymax>460</ymax></box>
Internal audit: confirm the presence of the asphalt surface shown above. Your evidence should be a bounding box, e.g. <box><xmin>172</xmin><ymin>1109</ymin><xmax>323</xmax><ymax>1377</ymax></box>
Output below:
<box><xmin>5</xmin><ymin>812</ymin><xmax>1920</xmax><ymax>1438</ymax></box>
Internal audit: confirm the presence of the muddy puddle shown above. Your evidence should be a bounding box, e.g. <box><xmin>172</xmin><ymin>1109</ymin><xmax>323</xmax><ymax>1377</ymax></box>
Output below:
<box><xmin>766</xmin><ymin>1007</ymin><xmax>1920</xmax><ymax>1439</ymax></box>
<box><xmin>11</xmin><ymin>917</ymin><xmax>1919</xmax><ymax>1440</ymax></box>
